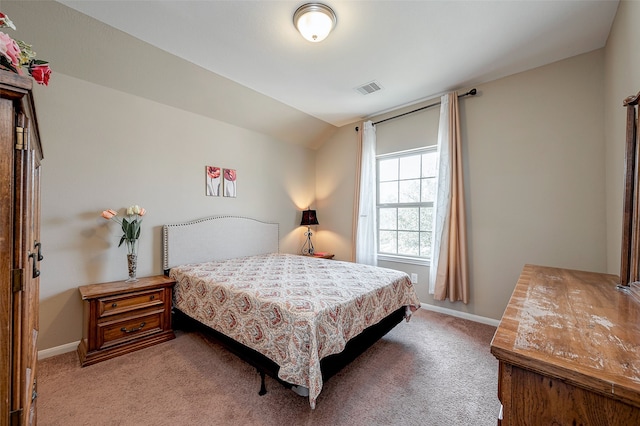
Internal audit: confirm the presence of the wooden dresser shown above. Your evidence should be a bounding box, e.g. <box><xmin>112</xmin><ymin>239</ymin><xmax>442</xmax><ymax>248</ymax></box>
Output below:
<box><xmin>491</xmin><ymin>264</ymin><xmax>640</xmax><ymax>425</ymax></box>
<box><xmin>77</xmin><ymin>275</ymin><xmax>175</xmax><ymax>367</ymax></box>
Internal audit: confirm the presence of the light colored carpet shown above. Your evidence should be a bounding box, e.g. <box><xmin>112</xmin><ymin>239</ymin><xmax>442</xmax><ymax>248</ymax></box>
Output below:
<box><xmin>37</xmin><ymin>309</ymin><xmax>499</xmax><ymax>425</ymax></box>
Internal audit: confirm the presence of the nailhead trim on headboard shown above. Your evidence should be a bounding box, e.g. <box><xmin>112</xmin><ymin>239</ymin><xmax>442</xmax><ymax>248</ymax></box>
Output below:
<box><xmin>162</xmin><ymin>216</ymin><xmax>280</xmax><ymax>271</ymax></box>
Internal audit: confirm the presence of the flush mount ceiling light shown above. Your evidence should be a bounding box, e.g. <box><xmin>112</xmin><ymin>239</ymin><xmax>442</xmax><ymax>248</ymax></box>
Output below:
<box><xmin>293</xmin><ymin>3</ymin><xmax>337</xmax><ymax>43</ymax></box>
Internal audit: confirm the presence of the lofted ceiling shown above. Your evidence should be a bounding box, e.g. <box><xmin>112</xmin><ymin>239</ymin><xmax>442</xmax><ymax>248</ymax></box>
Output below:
<box><xmin>57</xmin><ymin>0</ymin><xmax>619</xmax><ymax>128</ymax></box>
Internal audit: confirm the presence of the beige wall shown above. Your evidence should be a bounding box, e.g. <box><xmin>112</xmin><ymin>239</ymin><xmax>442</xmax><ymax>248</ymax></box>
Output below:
<box><xmin>315</xmin><ymin>124</ymin><xmax>359</xmax><ymax>261</ymax></box>
<box><xmin>34</xmin><ymin>73</ymin><xmax>316</xmax><ymax>350</ymax></box>
<box><xmin>318</xmin><ymin>49</ymin><xmax>607</xmax><ymax>320</ymax></box>
<box><xmin>604</xmin><ymin>0</ymin><xmax>640</xmax><ymax>274</ymax></box>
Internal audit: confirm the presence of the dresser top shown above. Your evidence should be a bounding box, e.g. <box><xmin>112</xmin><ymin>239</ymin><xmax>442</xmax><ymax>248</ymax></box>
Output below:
<box><xmin>491</xmin><ymin>264</ymin><xmax>640</xmax><ymax>406</ymax></box>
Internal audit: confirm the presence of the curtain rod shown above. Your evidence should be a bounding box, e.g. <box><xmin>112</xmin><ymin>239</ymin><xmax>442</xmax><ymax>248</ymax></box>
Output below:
<box><xmin>373</xmin><ymin>88</ymin><xmax>477</xmax><ymax>126</ymax></box>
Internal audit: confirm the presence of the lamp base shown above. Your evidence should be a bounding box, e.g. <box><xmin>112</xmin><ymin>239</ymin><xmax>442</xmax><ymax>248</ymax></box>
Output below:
<box><xmin>301</xmin><ymin>226</ymin><xmax>315</xmax><ymax>255</ymax></box>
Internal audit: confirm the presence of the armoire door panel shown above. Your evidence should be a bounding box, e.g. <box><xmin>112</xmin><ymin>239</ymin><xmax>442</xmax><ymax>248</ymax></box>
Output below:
<box><xmin>0</xmin><ymin>95</ymin><xmax>14</xmax><ymax>426</ymax></box>
<box><xmin>0</xmin><ymin>70</ymin><xmax>42</xmax><ymax>426</ymax></box>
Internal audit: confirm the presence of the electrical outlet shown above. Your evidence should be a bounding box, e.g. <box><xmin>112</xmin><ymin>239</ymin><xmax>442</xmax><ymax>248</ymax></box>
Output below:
<box><xmin>411</xmin><ymin>273</ymin><xmax>418</xmax><ymax>284</ymax></box>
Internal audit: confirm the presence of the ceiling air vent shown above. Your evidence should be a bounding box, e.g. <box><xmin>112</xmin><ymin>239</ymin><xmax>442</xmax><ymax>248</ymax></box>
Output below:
<box><xmin>355</xmin><ymin>80</ymin><xmax>383</xmax><ymax>95</ymax></box>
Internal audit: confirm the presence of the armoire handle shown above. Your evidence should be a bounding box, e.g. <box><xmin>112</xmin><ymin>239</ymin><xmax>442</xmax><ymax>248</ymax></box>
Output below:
<box><xmin>35</xmin><ymin>241</ymin><xmax>43</xmax><ymax>261</ymax></box>
<box><xmin>28</xmin><ymin>252</ymin><xmax>40</xmax><ymax>278</ymax></box>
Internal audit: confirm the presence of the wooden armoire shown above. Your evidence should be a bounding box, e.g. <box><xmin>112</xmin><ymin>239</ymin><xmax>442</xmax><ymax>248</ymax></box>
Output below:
<box><xmin>0</xmin><ymin>71</ymin><xmax>43</xmax><ymax>425</ymax></box>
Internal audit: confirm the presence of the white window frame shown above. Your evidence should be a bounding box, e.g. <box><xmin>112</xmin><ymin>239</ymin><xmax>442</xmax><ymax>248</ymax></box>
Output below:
<box><xmin>376</xmin><ymin>147</ymin><xmax>436</xmax><ymax>267</ymax></box>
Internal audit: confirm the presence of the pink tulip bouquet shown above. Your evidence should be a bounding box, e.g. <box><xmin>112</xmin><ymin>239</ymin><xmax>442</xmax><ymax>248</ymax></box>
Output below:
<box><xmin>101</xmin><ymin>205</ymin><xmax>146</xmax><ymax>255</ymax></box>
<box><xmin>0</xmin><ymin>12</ymin><xmax>52</xmax><ymax>85</ymax></box>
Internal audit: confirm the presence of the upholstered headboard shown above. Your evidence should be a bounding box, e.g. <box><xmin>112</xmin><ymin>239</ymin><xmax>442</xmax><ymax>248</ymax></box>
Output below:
<box><xmin>162</xmin><ymin>216</ymin><xmax>279</xmax><ymax>271</ymax></box>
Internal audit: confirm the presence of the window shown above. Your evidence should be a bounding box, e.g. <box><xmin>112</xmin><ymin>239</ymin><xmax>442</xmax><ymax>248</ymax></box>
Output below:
<box><xmin>377</xmin><ymin>147</ymin><xmax>437</xmax><ymax>264</ymax></box>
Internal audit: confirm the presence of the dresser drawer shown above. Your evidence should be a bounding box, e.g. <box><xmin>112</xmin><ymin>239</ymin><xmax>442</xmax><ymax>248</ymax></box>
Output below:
<box><xmin>98</xmin><ymin>289</ymin><xmax>164</xmax><ymax>318</ymax></box>
<box><xmin>98</xmin><ymin>312</ymin><xmax>163</xmax><ymax>349</ymax></box>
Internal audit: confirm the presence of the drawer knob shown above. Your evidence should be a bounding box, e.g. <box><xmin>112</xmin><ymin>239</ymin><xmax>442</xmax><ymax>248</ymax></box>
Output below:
<box><xmin>112</xmin><ymin>303</ymin><xmax>118</xmax><ymax>308</ymax></box>
<box><xmin>150</xmin><ymin>295</ymin><xmax>155</xmax><ymax>301</ymax></box>
<box><xmin>120</xmin><ymin>322</ymin><xmax>146</xmax><ymax>333</ymax></box>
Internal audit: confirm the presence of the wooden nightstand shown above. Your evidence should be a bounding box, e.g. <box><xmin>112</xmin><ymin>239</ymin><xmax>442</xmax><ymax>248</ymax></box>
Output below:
<box><xmin>311</xmin><ymin>252</ymin><xmax>334</xmax><ymax>259</ymax></box>
<box><xmin>77</xmin><ymin>275</ymin><xmax>175</xmax><ymax>367</ymax></box>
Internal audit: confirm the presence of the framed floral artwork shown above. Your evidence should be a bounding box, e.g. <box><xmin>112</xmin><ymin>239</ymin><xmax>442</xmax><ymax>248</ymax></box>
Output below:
<box><xmin>205</xmin><ymin>166</ymin><xmax>221</xmax><ymax>196</ymax></box>
<box><xmin>223</xmin><ymin>168</ymin><xmax>237</xmax><ymax>198</ymax></box>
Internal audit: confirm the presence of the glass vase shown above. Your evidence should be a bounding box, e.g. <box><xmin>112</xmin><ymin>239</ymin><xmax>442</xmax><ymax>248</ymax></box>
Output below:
<box><xmin>126</xmin><ymin>253</ymin><xmax>138</xmax><ymax>283</ymax></box>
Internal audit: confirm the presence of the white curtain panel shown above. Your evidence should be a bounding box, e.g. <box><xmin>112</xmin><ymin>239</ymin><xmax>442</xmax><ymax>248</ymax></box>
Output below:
<box><xmin>429</xmin><ymin>94</ymin><xmax>453</xmax><ymax>294</ymax></box>
<box><xmin>356</xmin><ymin>121</ymin><xmax>378</xmax><ymax>265</ymax></box>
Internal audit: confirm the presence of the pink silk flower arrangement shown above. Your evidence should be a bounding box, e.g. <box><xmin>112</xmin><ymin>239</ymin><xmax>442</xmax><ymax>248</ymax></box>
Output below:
<box><xmin>0</xmin><ymin>12</ymin><xmax>51</xmax><ymax>85</ymax></box>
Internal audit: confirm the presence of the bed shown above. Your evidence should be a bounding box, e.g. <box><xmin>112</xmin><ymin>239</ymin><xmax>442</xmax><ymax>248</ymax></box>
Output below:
<box><xmin>162</xmin><ymin>216</ymin><xmax>421</xmax><ymax>408</ymax></box>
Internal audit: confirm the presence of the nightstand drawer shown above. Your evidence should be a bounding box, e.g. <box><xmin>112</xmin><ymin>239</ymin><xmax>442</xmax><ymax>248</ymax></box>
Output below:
<box><xmin>98</xmin><ymin>289</ymin><xmax>164</xmax><ymax>318</ymax></box>
<box><xmin>98</xmin><ymin>312</ymin><xmax>163</xmax><ymax>349</ymax></box>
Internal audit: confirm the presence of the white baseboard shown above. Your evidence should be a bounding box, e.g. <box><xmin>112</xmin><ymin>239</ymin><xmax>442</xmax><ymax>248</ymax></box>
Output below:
<box><xmin>38</xmin><ymin>341</ymin><xmax>79</xmax><ymax>360</ymax></box>
<box><xmin>420</xmin><ymin>304</ymin><xmax>500</xmax><ymax>327</ymax></box>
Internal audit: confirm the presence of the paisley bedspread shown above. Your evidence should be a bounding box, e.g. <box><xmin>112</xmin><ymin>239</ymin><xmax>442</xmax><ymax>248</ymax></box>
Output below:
<box><xmin>169</xmin><ymin>253</ymin><xmax>421</xmax><ymax>408</ymax></box>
